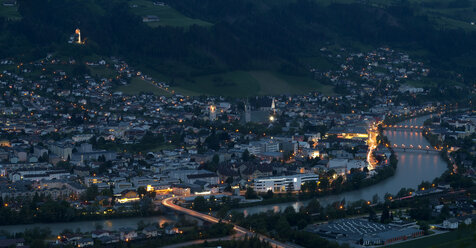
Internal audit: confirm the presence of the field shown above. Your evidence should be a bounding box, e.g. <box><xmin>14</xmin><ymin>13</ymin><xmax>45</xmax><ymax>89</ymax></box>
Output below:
<box><xmin>115</xmin><ymin>77</ymin><xmax>172</xmax><ymax>96</ymax></box>
<box><xmin>0</xmin><ymin>4</ymin><xmax>21</xmax><ymax>20</ymax></box>
<box><xmin>129</xmin><ymin>0</ymin><xmax>212</xmax><ymax>28</ymax></box>
<box><xmin>317</xmin><ymin>0</ymin><xmax>476</xmax><ymax>31</ymax></box>
<box><xmin>88</xmin><ymin>66</ymin><xmax>118</xmax><ymax>79</ymax></box>
<box><xmin>389</xmin><ymin>229</ymin><xmax>476</xmax><ymax>248</ymax></box>
<box><xmin>143</xmin><ymin>70</ymin><xmax>335</xmax><ymax>97</ymax></box>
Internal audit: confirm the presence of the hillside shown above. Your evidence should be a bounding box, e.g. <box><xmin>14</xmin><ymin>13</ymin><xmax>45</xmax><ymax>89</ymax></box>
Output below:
<box><xmin>0</xmin><ymin>0</ymin><xmax>475</xmax><ymax>96</ymax></box>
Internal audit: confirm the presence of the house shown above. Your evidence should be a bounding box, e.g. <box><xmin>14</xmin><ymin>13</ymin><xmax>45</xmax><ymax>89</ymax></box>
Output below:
<box><xmin>91</xmin><ymin>230</ymin><xmax>110</xmax><ymax>239</ymax></box>
<box><xmin>77</xmin><ymin>238</ymin><xmax>94</xmax><ymax>247</ymax></box>
<box><xmin>2</xmin><ymin>0</ymin><xmax>16</xmax><ymax>7</ymax></box>
<box><xmin>119</xmin><ymin>228</ymin><xmax>138</xmax><ymax>241</ymax></box>
<box><xmin>164</xmin><ymin>226</ymin><xmax>182</xmax><ymax>235</ymax></box>
<box><xmin>443</xmin><ymin>218</ymin><xmax>459</xmax><ymax>229</ymax></box>
<box><xmin>142</xmin><ymin>15</ymin><xmax>160</xmax><ymax>22</ymax></box>
<box><xmin>0</xmin><ymin>238</ymin><xmax>26</xmax><ymax>248</ymax></box>
<box><xmin>97</xmin><ymin>235</ymin><xmax>120</xmax><ymax>244</ymax></box>
<box><xmin>143</xmin><ymin>226</ymin><xmax>159</xmax><ymax>238</ymax></box>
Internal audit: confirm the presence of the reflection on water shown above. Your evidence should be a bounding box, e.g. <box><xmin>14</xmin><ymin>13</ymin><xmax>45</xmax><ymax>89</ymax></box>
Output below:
<box><xmin>238</xmin><ymin>115</ymin><xmax>448</xmax><ymax>216</ymax></box>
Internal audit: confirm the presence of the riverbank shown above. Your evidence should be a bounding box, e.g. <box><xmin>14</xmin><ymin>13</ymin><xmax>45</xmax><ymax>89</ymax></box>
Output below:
<box><xmin>234</xmin><ymin>115</ymin><xmax>448</xmax><ymax>216</ymax></box>
<box><xmin>233</xmin><ymin>125</ymin><xmax>398</xmax><ymax>210</ymax></box>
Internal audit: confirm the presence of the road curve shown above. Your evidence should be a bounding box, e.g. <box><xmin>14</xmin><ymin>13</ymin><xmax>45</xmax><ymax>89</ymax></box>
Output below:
<box><xmin>162</xmin><ymin>197</ymin><xmax>295</xmax><ymax>248</ymax></box>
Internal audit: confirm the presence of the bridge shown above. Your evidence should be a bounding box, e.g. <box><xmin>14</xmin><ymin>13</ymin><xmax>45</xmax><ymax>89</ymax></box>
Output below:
<box><xmin>162</xmin><ymin>197</ymin><xmax>298</xmax><ymax>248</ymax></box>
<box><xmin>382</xmin><ymin>124</ymin><xmax>426</xmax><ymax>131</ymax></box>
<box><xmin>391</xmin><ymin>144</ymin><xmax>441</xmax><ymax>154</ymax></box>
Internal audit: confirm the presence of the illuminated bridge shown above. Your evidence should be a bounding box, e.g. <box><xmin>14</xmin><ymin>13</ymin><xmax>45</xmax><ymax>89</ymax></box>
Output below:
<box><xmin>382</xmin><ymin>124</ymin><xmax>426</xmax><ymax>131</ymax></box>
<box><xmin>391</xmin><ymin>144</ymin><xmax>441</xmax><ymax>154</ymax></box>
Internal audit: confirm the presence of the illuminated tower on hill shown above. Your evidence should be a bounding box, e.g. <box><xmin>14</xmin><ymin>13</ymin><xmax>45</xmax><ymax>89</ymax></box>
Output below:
<box><xmin>75</xmin><ymin>28</ymin><xmax>82</xmax><ymax>44</ymax></box>
<box><xmin>209</xmin><ymin>105</ymin><xmax>217</xmax><ymax>121</ymax></box>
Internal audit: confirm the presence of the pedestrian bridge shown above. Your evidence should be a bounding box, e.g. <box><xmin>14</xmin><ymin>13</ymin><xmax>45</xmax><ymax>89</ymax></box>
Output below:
<box><xmin>391</xmin><ymin>144</ymin><xmax>440</xmax><ymax>154</ymax></box>
<box><xmin>382</xmin><ymin>124</ymin><xmax>426</xmax><ymax>131</ymax></box>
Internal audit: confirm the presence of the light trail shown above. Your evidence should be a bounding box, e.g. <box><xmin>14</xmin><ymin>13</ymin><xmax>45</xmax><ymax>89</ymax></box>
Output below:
<box><xmin>162</xmin><ymin>197</ymin><xmax>295</xmax><ymax>248</ymax></box>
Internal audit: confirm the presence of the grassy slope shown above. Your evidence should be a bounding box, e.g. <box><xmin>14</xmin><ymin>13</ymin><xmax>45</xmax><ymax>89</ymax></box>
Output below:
<box><xmin>0</xmin><ymin>4</ymin><xmax>21</xmax><ymax>20</ymax></box>
<box><xmin>319</xmin><ymin>0</ymin><xmax>476</xmax><ymax>31</ymax></box>
<box><xmin>129</xmin><ymin>0</ymin><xmax>212</xmax><ymax>28</ymax></box>
<box><xmin>151</xmin><ymin>70</ymin><xmax>335</xmax><ymax>97</ymax></box>
<box><xmin>115</xmin><ymin>77</ymin><xmax>172</xmax><ymax>96</ymax></box>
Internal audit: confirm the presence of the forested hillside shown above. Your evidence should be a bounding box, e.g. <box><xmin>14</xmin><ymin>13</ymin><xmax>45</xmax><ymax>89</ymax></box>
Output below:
<box><xmin>1</xmin><ymin>0</ymin><xmax>475</xmax><ymax>92</ymax></box>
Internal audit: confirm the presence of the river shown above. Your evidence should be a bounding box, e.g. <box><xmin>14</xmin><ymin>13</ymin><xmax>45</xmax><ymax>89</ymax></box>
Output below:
<box><xmin>235</xmin><ymin>115</ymin><xmax>448</xmax><ymax>216</ymax></box>
<box><xmin>0</xmin><ymin>116</ymin><xmax>446</xmax><ymax>233</ymax></box>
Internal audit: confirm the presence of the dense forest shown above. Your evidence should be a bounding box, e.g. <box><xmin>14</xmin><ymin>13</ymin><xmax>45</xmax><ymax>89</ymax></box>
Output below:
<box><xmin>1</xmin><ymin>0</ymin><xmax>476</xmax><ymax>84</ymax></box>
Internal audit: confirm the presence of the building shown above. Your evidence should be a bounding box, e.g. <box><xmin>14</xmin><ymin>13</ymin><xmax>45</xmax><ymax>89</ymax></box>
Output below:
<box><xmin>443</xmin><ymin>218</ymin><xmax>459</xmax><ymax>229</ymax></box>
<box><xmin>143</xmin><ymin>226</ymin><xmax>159</xmax><ymax>238</ymax></box>
<box><xmin>253</xmin><ymin>173</ymin><xmax>318</xmax><ymax>193</ymax></box>
<box><xmin>2</xmin><ymin>0</ymin><xmax>16</xmax><ymax>7</ymax></box>
<box><xmin>49</xmin><ymin>142</ymin><xmax>73</xmax><ymax>160</ymax></box>
<box><xmin>247</xmin><ymin>139</ymin><xmax>280</xmax><ymax>155</ymax></box>
<box><xmin>119</xmin><ymin>228</ymin><xmax>138</xmax><ymax>241</ymax></box>
<box><xmin>142</xmin><ymin>15</ymin><xmax>160</xmax><ymax>22</ymax></box>
<box><xmin>307</xmin><ymin>218</ymin><xmax>423</xmax><ymax>246</ymax></box>
<box><xmin>0</xmin><ymin>238</ymin><xmax>25</xmax><ymax>248</ymax></box>
<box><xmin>362</xmin><ymin>228</ymin><xmax>424</xmax><ymax>246</ymax></box>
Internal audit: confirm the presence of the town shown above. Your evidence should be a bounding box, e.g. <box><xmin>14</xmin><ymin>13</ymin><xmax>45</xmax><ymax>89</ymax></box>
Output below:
<box><xmin>0</xmin><ymin>45</ymin><xmax>474</xmax><ymax>248</ymax></box>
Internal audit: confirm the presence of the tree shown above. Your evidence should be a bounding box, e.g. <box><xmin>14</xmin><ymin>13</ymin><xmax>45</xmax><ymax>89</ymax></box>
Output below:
<box><xmin>212</xmin><ymin>154</ymin><xmax>219</xmax><ymax>164</ymax></box>
<box><xmin>81</xmin><ymin>185</ymin><xmax>99</xmax><ymax>201</ymax></box>
<box><xmin>276</xmin><ymin>216</ymin><xmax>291</xmax><ymax>239</ymax></box>
<box><xmin>192</xmin><ymin>196</ymin><xmax>208</xmax><ymax>212</ymax></box>
<box><xmin>242</xmin><ymin>149</ymin><xmax>251</xmax><ymax>161</ymax></box>
<box><xmin>418</xmin><ymin>181</ymin><xmax>431</xmax><ymax>191</ymax></box>
<box><xmin>245</xmin><ymin>187</ymin><xmax>258</xmax><ymax>199</ymax></box>
<box><xmin>306</xmin><ymin>199</ymin><xmax>321</xmax><ymax>214</ymax></box>
<box><xmin>265</xmin><ymin>190</ymin><xmax>274</xmax><ymax>199</ymax></box>
<box><xmin>331</xmin><ymin>176</ymin><xmax>344</xmax><ymax>193</ymax></box>
<box><xmin>372</xmin><ymin>194</ymin><xmax>380</xmax><ymax>204</ymax></box>
<box><xmin>380</xmin><ymin>206</ymin><xmax>391</xmax><ymax>223</ymax></box>
<box><xmin>216</xmin><ymin>206</ymin><xmax>229</xmax><ymax>220</ymax></box>
<box><xmin>319</xmin><ymin>177</ymin><xmax>329</xmax><ymax>190</ymax></box>
<box><xmin>368</xmin><ymin>207</ymin><xmax>377</xmax><ymax>222</ymax></box>
<box><xmin>95</xmin><ymin>223</ymin><xmax>103</xmax><ymax>230</ymax></box>
<box><xmin>137</xmin><ymin>187</ymin><xmax>147</xmax><ymax>198</ymax></box>
<box><xmin>302</xmin><ymin>181</ymin><xmax>317</xmax><ymax>194</ymax></box>
<box><xmin>418</xmin><ymin>221</ymin><xmax>430</xmax><ymax>235</ymax></box>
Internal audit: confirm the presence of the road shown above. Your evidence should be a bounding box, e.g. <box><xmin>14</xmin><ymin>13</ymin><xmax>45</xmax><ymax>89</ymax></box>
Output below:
<box><xmin>162</xmin><ymin>197</ymin><xmax>297</xmax><ymax>248</ymax></box>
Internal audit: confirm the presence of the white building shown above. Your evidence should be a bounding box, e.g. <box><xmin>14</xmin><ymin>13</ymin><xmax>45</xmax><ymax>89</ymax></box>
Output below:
<box><xmin>253</xmin><ymin>173</ymin><xmax>319</xmax><ymax>193</ymax></box>
<box><xmin>443</xmin><ymin>218</ymin><xmax>459</xmax><ymax>230</ymax></box>
<box><xmin>247</xmin><ymin>139</ymin><xmax>280</xmax><ymax>155</ymax></box>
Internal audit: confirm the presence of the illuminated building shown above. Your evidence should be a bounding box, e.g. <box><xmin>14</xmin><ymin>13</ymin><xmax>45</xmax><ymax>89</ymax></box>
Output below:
<box><xmin>75</xmin><ymin>28</ymin><xmax>81</xmax><ymax>44</ymax></box>
<box><xmin>116</xmin><ymin>190</ymin><xmax>140</xmax><ymax>203</ymax></box>
<box><xmin>0</xmin><ymin>140</ymin><xmax>11</xmax><ymax>147</ymax></box>
<box><xmin>253</xmin><ymin>173</ymin><xmax>318</xmax><ymax>193</ymax></box>
<box><xmin>326</xmin><ymin>126</ymin><xmax>369</xmax><ymax>140</ymax></box>
<box><xmin>209</xmin><ymin>105</ymin><xmax>217</xmax><ymax>121</ymax></box>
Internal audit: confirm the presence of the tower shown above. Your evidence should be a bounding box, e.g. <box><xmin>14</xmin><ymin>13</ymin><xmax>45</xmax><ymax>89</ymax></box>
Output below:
<box><xmin>244</xmin><ymin>102</ymin><xmax>251</xmax><ymax>123</ymax></box>
<box><xmin>75</xmin><ymin>28</ymin><xmax>82</xmax><ymax>44</ymax></box>
<box><xmin>209</xmin><ymin>105</ymin><xmax>217</xmax><ymax>121</ymax></box>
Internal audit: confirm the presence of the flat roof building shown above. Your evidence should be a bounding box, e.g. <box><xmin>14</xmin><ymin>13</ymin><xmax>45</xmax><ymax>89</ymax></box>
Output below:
<box><xmin>253</xmin><ymin>173</ymin><xmax>318</xmax><ymax>193</ymax></box>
